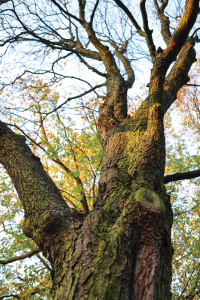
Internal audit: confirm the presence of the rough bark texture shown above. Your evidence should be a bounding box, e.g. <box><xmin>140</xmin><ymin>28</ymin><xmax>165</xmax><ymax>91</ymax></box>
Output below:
<box><xmin>0</xmin><ymin>0</ymin><xmax>199</xmax><ymax>299</ymax></box>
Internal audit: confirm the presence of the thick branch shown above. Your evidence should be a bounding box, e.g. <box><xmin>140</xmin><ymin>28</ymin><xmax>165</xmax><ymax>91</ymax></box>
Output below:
<box><xmin>0</xmin><ymin>248</ymin><xmax>40</xmax><ymax>265</ymax></box>
<box><xmin>74</xmin><ymin>43</ymin><xmax>102</xmax><ymax>61</ymax></box>
<box><xmin>131</xmin><ymin>39</ymin><xmax>196</xmax><ymax>126</ymax></box>
<box><xmin>164</xmin><ymin>169</ymin><xmax>200</xmax><ymax>184</ymax></box>
<box><xmin>0</xmin><ymin>122</ymin><xmax>71</xmax><ymax>241</ymax></box>
<box><xmin>163</xmin><ymin>40</ymin><xmax>196</xmax><ymax>113</ymax></box>
<box><xmin>0</xmin><ymin>0</ymin><xmax>10</xmax><ymax>4</ymax></box>
<box><xmin>160</xmin><ymin>0</ymin><xmax>199</xmax><ymax>68</ymax></box>
<box><xmin>11</xmin><ymin>123</ymin><xmax>89</xmax><ymax>213</ymax></box>
<box><xmin>84</xmin><ymin>23</ymin><xmax>121</xmax><ymax>76</ymax></box>
<box><xmin>130</xmin><ymin>42</ymin><xmax>196</xmax><ymax>132</ymax></box>
<box><xmin>140</xmin><ymin>0</ymin><xmax>156</xmax><ymax>60</ymax></box>
<box><xmin>78</xmin><ymin>0</ymin><xmax>86</xmax><ymax>22</ymax></box>
<box><xmin>109</xmin><ymin>41</ymin><xmax>135</xmax><ymax>88</ymax></box>
<box><xmin>154</xmin><ymin>0</ymin><xmax>171</xmax><ymax>44</ymax></box>
<box><xmin>148</xmin><ymin>0</ymin><xmax>199</xmax><ymax>108</ymax></box>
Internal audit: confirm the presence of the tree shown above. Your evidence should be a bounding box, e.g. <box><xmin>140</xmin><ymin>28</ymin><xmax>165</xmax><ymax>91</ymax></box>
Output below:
<box><xmin>0</xmin><ymin>0</ymin><xmax>200</xmax><ymax>299</ymax></box>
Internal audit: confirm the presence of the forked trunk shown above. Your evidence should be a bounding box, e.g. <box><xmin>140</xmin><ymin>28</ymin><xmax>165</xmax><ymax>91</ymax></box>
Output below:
<box><xmin>0</xmin><ymin>86</ymin><xmax>173</xmax><ymax>299</ymax></box>
<box><xmin>49</xmin><ymin>102</ymin><xmax>173</xmax><ymax>299</ymax></box>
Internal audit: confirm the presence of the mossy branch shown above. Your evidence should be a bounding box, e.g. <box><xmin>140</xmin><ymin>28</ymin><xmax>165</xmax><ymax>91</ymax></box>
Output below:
<box><xmin>0</xmin><ymin>248</ymin><xmax>40</xmax><ymax>265</ymax></box>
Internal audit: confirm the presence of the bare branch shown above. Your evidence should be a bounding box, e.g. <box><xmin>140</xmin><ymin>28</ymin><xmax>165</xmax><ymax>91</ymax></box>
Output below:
<box><xmin>1</xmin><ymin>5</ymin><xmax>102</xmax><ymax>62</ymax></box>
<box><xmin>84</xmin><ymin>24</ymin><xmax>121</xmax><ymax>76</ymax></box>
<box><xmin>148</xmin><ymin>0</ymin><xmax>199</xmax><ymax>108</ymax></box>
<box><xmin>109</xmin><ymin>40</ymin><xmax>135</xmax><ymax>88</ymax></box>
<box><xmin>140</xmin><ymin>0</ymin><xmax>156</xmax><ymax>60</ymax></box>
<box><xmin>90</xmin><ymin>0</ymin><xmax>99</xmax><ymax>25</ymax></box>
<box><xmin>78</xmin><ymin>0</ymin><xmax>86</xmax><ymax>22</ymax></box>
<box><xmin>75</xmin><ymin>53</ymin><xmax>107</xmax><ymax>77</ymax></box>
<box><xmin>153</xmin><ymin>0</ymin><xmax>171</xmax><ymax>44</ymax></box>
<box><xmin>50</xmin><ymin>0</ymin><xmax>83</xmax><ymax>24</ymax></box>
<box><xmin>0</xmin><ymin>295</ymin><xmax>20</xmax><ymax>300</ymax></box>
<box><xmin>44</xmin><ymin>83</ymin><xmax>106</xmax><ymax>117</ymax></box>
<box><xmin>113</xmin><ymin>0</ymin><xmax>145</xmax><ymax>37</ymax></box>
<box><xmin>164</xmin><ymin>169</ymin><xmax>200</xmax><ymax>184</ymax></box>
<box><xmin>161</xmin><ymin>0</ymin><xmax>199</xmax><ymax>64</ymax></box>
<box><xmin>37</xmin><ymin>254</ymin><xmax>52</xmax><ymax>272</ymax></box>
<box><xmin>0</xmin><ymin>248</ymin><xmax>40</xmax><ymax>265</ymax></box>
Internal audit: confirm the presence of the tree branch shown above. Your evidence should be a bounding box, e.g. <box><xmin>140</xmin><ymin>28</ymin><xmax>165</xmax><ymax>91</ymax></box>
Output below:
<box><xmin>109</xmin><ymin>40</ymin><xmax>135</xmax><ymax>88</ymax></box>
<box><xmin>37</xmin><ymin>254</ymin><xmax>52</xmax><ymax>272</ymax></box>
<box><xmin>84</xmin><ymin>23</ymin><xmax>121</xmax><ymax>76</ymax></box>
<box><xmin>0</xmin><ymin>296</ymin><xmax>20</xmax><ymax>300</ymax></box>
<box><xmin>113</xmin><ymin>0</ymin><xmax>145</xmax><ymax>37</ymax></box>
<box><xmin>50</xmin><ymin>0</ymin><xmax>83</xmax><ymax>24</ymax></box>
<box><xmin>10</xmin><ymin>123</ymin><xmax>89</xmax><ymax>213</ymax></box>
<box><xmin>0</xmin><ymin>248</ymin><xmax>40</xmax><ymax>265</ymax></box>
<box><xmin>140</xmin><ymin>0</ymin><xmax>156</xmax><ymax>60</ymax></box>
<box><xmin>132</xmin><ymin>39</ymin><xmax>196</xmax><ymax>126</ymax></box>
<box><xmin>0</xmin><ymin>121</ymin><xmax>71</xmax><ymax>242</ymax></box>
<box><xmin>148</xmin><ymin>0</ymin><xmax>199</xmax><ymax>108</ymax></box>
<box><xmin>0</xmin><ymin>0</ymin><xmax>10</xmax><ymax>5</ymax></box>
<box><xmin>154</xmin><ymin>0</ymin><xmax>171</xmax><ymax>44</ymax></box>
<box><xmin>78</xmin><ymin>0</ymin><xmax>86</xmax><ymax>22</ymax></box>
<box><xmin>0</xmin><ymin>6</ymin><xmax>102</xmax><ymax>62</ymax></box>
<box><xmin>177</xmin><ymin>266</ymin><xmax>197</xmax><ymax>300</ymax></box>
<box><xmin>163</xmin><ymin>40</ymin><xmax>196</xmax><ymax>113</ymax></box>
<box><xmin>75</xmin><ymin>53</ymin><xmax>107</xmax><ymax>77</ymax></box>
<box><xmin>160</xmin><ymin>0</ymin><xmax>199</xmax><ymax>67</ymax></box>
<box><xmin>164</xmin><ymin>169</ymin><xmax>200</xmax><ymax>184</ymax></box>
<box><xmin>53</xmin><ymin>156</ymin><xmax>89</xmax><ymax>214</ymax></box>
<box><xmin>90</xmin><ymin>0</ymin><xmax>99</xmax><ymax>25</ymax></box>
<box><xmin>44</xmin><ymin>83</ymin><xmax>105</xmax><ymax>117</ymax></box>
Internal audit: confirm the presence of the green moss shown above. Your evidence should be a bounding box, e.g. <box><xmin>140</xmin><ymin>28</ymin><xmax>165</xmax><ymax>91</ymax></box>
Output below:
<box><xmin>107</xmin><ymin>123</ymin><xmax>146</xmax><ymax>141</ymax></box>
<box><xmin>135</xmin><ymin>188</ymin><xmax>165</xmax><ymax>212</ymax></box>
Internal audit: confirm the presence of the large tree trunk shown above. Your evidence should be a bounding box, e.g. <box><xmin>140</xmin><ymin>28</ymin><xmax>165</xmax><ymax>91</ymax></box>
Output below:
<box><xmin>49</xmin><ymin>101</ymin><xmax>173</xmax><ymax>299</ymax></box>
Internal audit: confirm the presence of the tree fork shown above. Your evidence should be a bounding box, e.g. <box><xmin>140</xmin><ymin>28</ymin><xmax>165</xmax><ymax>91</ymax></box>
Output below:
<box><xmin>0</xmin><ymin>109</ymin><xmax>173</xmax><ymax>299</ymax></box>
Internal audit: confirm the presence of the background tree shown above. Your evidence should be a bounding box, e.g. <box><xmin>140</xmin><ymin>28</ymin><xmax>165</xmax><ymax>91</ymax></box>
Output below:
<box><xmin>0</xmin><ymin>0</ymin><xmax>200</xmax><ymax>299</ymax></box>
